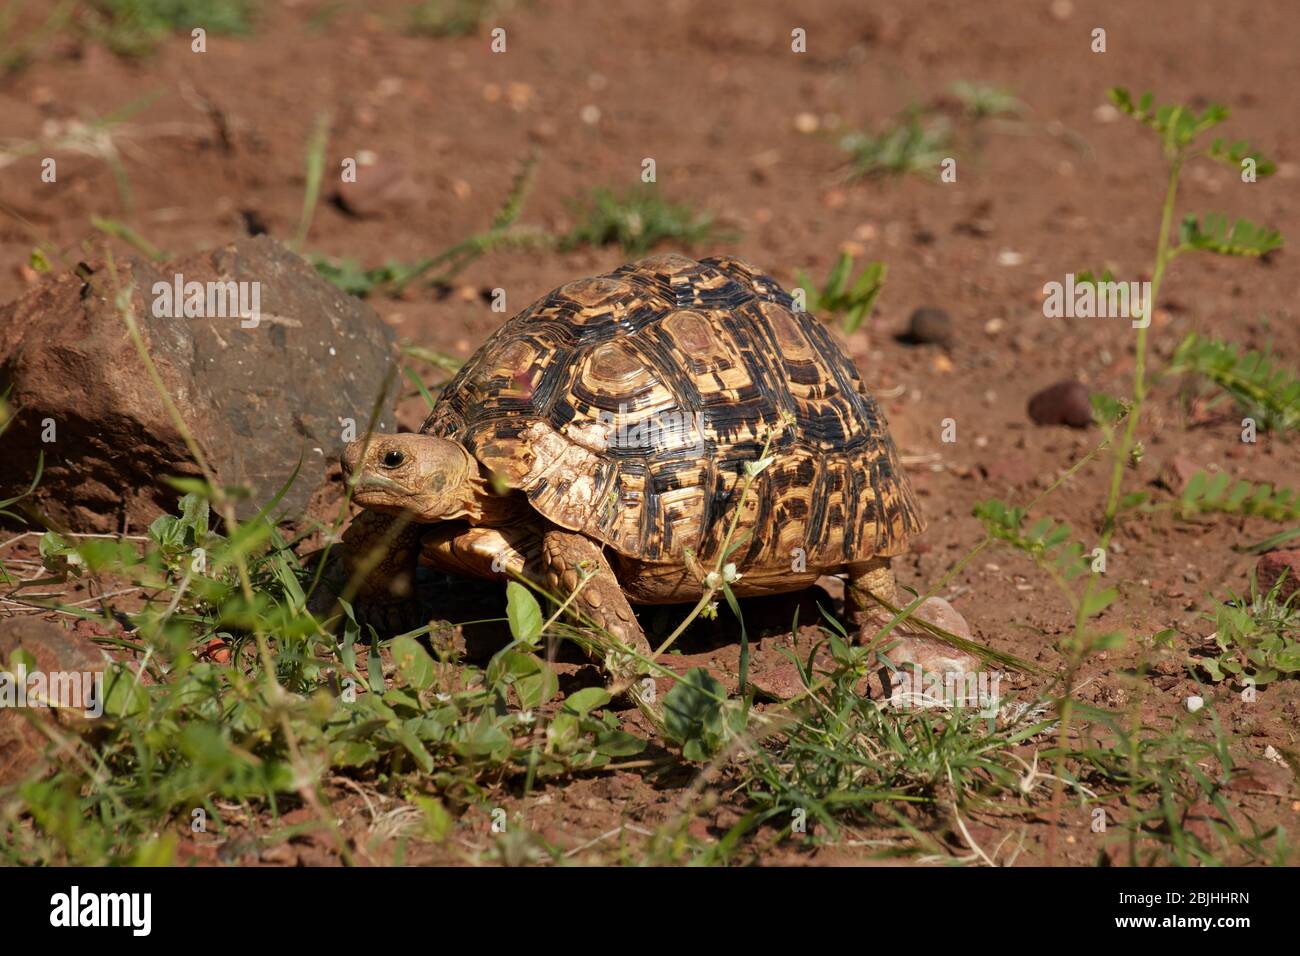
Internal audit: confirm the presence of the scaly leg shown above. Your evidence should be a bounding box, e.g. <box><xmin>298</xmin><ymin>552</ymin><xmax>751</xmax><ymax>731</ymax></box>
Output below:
<box><xmin>540</xmin><ymin>529</ymin><xmax>656</xmax><ymax>710</ymax></box>
<box><xmin>845</xmin><ymin>556</ymin><xmax>898</xmax><ymax>631</ymax></box>
<box><xmin>335</xmin><ymin>510</ymin><xmax>426</xmax><ymax>634</ymax></box>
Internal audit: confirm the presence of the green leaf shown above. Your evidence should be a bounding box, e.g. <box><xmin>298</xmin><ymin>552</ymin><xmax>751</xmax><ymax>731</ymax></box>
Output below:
<box><xmin>1207</xmin><ymin>136</ymin><xmax>1276</xmax><ymax>177</ymax></box>
<box><xmin>1177</xmin><ymin>468</ymin><xmax>1300</xmax><ymax>522</ymax></box>
<box><xmin>1107</xmin><ymin>88</ymin><xmax>1228</xmax><ymax>147</ymax></box>
<box><xmin>1178</xmin><ymin>213</ymin><xmax>1283</xmax><ymax>258</ymax></box>
<box><xmin>563</xmin><ymin>687</ymin><xmax>611</xmax><ymax>716</ymax></box>
<box><xmin>506</xmin><ymin>581</ymin><xmax>543</xmax><ymax>647</ymax></box>
<box><xmin>506</xmin><ymin>651</ymin><xmax>558</xmax><ymax>709</ymax></box>
<box><xmin>1171</xmin><ymin>332</ymin><xmax>1300</xmax><ymax>432</ymax></box>
<box><xmin>398</xmin><ymin>723</ymin><xmax>435</xmax><ymax>773</ymax></box>
<box><xmin>391</xmin><ymin>636</ymin><xmax>435</xmax><ymax>690</ymax></box>
<box><xmin>101</xmin><ymin>664</ymin><xmax>149</xmax><ymax>718</ymax></box>
<box><xmin>1081</xmin><ymin>587</ymin><xmax>1118</xmax><ymax>619</ymax></box>
<box><xmin>415</xmin><ymin>796</ymin><xmax>453</xmax><ymax>842</ymax></box>
<box><xmin>663</xmin><ymin>667</ymin><xmax>726</xmax><ymax>759</ymax></box>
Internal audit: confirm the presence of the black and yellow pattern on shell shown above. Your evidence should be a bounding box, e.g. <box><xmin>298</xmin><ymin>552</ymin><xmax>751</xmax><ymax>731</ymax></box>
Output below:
<box><xmin>421</xmin><ymin>253</ymin><xmax>923</xmax><ymax>569</ymax></box>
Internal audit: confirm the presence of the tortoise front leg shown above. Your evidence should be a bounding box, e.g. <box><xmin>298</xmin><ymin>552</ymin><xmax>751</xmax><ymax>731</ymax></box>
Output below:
<box><xmin>845</xmin><ymin>556</ymin><xmax>899</xmax><ymax>631</ymax></box>
<box><xmin>335</xmin><ymin>510</ymin><xmax>426</xmax><ymax>634</ymax></box>
<box><xmin>540</xmin><ymin>529</ymin><xmax>655</xmax><ymax>706</ymax></box>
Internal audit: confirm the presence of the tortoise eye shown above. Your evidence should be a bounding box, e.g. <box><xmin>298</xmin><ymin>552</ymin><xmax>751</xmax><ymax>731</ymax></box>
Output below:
<box><xmin>382</xmin><ymin>449</ymin><xmax>405</xmax><ymax>468</ymax></box>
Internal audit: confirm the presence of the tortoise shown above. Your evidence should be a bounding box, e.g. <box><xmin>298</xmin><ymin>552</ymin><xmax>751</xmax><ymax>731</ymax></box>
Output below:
<box><xmin>338</xmin><ymin>253</ymin><xmax>931</xmax><ymax>704</ymax></box>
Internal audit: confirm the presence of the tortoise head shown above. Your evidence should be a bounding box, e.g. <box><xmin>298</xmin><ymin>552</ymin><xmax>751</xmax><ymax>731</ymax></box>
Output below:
<box><xmin>341</xmin><ymin>434</ymin><xmax>486</xmax><ymax>521</ymax></box>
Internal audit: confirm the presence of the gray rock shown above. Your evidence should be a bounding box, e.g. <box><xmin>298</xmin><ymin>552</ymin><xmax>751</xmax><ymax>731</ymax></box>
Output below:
<box><xmin>0</xmin><ymin>236</ymin><xmax>398</xmax><ymax>531</ymax></box>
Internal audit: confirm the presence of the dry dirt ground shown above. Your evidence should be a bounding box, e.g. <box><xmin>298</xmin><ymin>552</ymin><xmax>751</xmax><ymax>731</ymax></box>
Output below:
<box><xmin>1</xmin><ymin>0</ymin><xmax>1298</xmax><ymax>865</ymax></box>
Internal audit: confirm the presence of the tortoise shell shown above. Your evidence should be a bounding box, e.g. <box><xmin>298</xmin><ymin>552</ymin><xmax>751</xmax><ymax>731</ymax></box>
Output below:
<box><xmin>422</xmin><ymin>253</ymin><xmax>923</xmax><ymax>570</ymax></box>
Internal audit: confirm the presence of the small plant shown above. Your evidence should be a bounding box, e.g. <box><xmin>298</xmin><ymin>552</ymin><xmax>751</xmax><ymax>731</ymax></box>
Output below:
<box><xmin>839</xmin><ymin>113</ymin><xmax>950</xmax><ymax>179</ymax></box>
<box><xmin>796</xmin><ymin>252</ymin><xmax>886</xmax><ymax>334</ymax></box>
<box><xmin>1193</xmin><ymin>572</ymin><xmax>1300</xmax><ymax>685</ymax></box>
<box><xmin>407</xmin><ymin>0</ymin><xmax>511</xmax><ymax>37</ymax></box>
<box><xmin>949</xmin><ymin>81</ymin><xmax>1024</xmax><ymax>119</ymax></box>
<box><xmin>1171</xmin><ymin>333</ymin><xmax>1300</xmax><ymax>432</ymax></box>
<box><xmin>559</xmin><ymin>186</ymin><xmax>728</xmax><ymax>256</ymax></box>
<box><xmin>662</xmin><ymin>667</ymin><xmax>742</xmax><ymax>761</ymax></box>
<box><xmin>1178</xmin><ymin>471</ymin><xmax>1300</xmax><ymax>522</ymax></box>
<box><xmin>83</xmin><ymin>0</ymin><xmax>255</xmax><ymax>58</ymax></box>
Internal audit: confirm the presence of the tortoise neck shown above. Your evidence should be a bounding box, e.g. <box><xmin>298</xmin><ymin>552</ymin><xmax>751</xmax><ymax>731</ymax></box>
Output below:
<box><xmin>468</xmin><ymin>486</ymin><xmax>531</xmax><ymax>527</ymax></box>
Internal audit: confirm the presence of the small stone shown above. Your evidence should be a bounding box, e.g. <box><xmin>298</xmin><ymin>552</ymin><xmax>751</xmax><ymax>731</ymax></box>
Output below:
<box><xmin>1256</xmin><ymin>550</ymin><xmax>1300</xmax><ymax>600</ymax></box>
<box><xmin>1159</xmin><ymin>455</ymin><xmax>1201</xmax><ymax>493</ymax></box>
<box><xmin>897</xmin><ymin>306</ymin><xmax>953</xmax><ymax>347</ymax></box>
<box><xmin>1186</xmin><ymin>696</ymin><xmax>1204</xmax><ymax>713</ymax></box>
<box><xmin>859</xmin><ymin>596</ymin><xmax>982</xmax><ymax>697</ymax></box>
<box><xmin>793</xmin><ymin>112</ymin><xmax>819</xmax><ymax>134</ymax></box>
<box><xmin>1093</xmin><ymin>103</ymin><xmax>1120</xmax><ymax>123</ymax></box>
<box><xmin>1027</xmin><ymin>380</ymin><xmax>1093</xmax><ymax>428</ymax></box>
<box><xmin>332</xmin><ymin>157</ymin><xmax>420</xmax><ymax>219</ymax></box>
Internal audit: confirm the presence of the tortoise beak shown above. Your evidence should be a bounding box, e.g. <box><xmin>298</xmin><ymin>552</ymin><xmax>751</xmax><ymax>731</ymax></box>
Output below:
<box><xmin>352</xmin><ymin>472</ymin><xmax>405</xmax><ymax>493</ymax></box>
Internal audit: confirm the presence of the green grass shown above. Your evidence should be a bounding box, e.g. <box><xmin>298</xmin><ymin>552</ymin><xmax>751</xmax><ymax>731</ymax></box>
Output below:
<box><xmin>796</xmin><ymin>252</ymin><xmax>886</xmax><ymax>335</ymax></box>
<box><xmin>84</xmin><ymin>0</ymin><xmax>255</xmax><ymax>57</ymax></box>
<box><xmin>949</xmin><ymin>81</ymin><xmax>1024</xmax><ymax>119</ymax></box>
<box><xmin>559</xmin><ymin>186</ymin><xmax>731</xmax><ymax>257</ymax></box>
<box><xmin>839</xmin><ymin>113</ymin><xmax>951</xmax><ymax>179</ymax></box>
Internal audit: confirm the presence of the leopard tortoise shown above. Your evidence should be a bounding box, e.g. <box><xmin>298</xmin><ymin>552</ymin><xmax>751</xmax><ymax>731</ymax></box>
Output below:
<box><xmin>338</xmin><ymin>253</ymin><xmax>944</xmax><ymax>707</ymax></box>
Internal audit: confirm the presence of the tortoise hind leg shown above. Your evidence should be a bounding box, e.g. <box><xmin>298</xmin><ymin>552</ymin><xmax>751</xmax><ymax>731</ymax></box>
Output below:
<box><xmin>845</xmin><ymin>556</ymin><xmax>898</xmax><ymax>631</ymax></box>
<box><xmin>540</xmin><ymin>529</ymin><xmax>655</xmax><ymax>707</ymax></box>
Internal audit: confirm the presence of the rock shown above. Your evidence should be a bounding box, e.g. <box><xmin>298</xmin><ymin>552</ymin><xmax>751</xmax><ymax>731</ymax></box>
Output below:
<box><xmin>858</xmin><ymin>597</ymin><xmax>987</xmax><ymax>705</ymax></box>
<box><xmin>1027</xmin><ymin>379</ymin><xmax>1092</xmax><ymax>428</ymax></box>
<box><xmin>332</xmin><ymin>158</ymin><xmax>421</xmax><ymax>219</ymax></box>
<box><xmin>0</xmin><ymin>617</ymin><xmax>110</xmax><ymax>786</ymax></box>
<box><xmin>1158</xmin><ymin>454</ymin><xmax>1202</xmax><ymax>493</ymax></box>
<box><xmin>1226</xmin><ymin>760</ymin><xmax>1293</xmax><ymax>795</ymax></box>
<box><xmin>897</xmin><ymin>306</ymin><xmax>953</xmax><ymax>347</ymax></box>
<box><xmin>0</xmin><ymin>237</ymin><xmax>398</xmax><ymax>531</ymax></box>
<box><xmin>878</xmin><ymin>631</ymin><xmax>981</xmax><ymax>674</ymax></box>
<box><xmin>1257</xmin><ymin>550</ymin><xmax>1300</xmax><ymax>600</ymax></box>
<box><xmin>749</xmin><ymin>658</ymin><xmax>811</xmax><ymax>702</ymax></box>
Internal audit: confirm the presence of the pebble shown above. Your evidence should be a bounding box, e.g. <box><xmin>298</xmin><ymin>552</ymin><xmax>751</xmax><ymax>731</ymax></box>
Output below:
<box><xmin>1186</xmin><ymin>696</ymin><xmax>1205</xmax><ymax>713</ymax></box>
<box><xmin>1027</xmin><ymin>379</ymin><xmax>1093</xmax><ymax>428</ymax></box>
<box><xmin>898</xmin><ymin>306</ymin><xmax>954</xmax><ymax>347</ymax></box>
